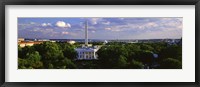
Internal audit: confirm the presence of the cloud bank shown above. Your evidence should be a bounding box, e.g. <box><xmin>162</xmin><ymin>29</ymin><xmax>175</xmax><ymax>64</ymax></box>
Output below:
<box><xmin>18</xmin><ymin>17</ymin><xmax>182</xmax><ymax>39</ymax></box>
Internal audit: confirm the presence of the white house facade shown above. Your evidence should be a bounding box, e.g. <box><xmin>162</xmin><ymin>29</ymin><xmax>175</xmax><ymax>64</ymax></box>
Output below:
<box><xmin>75</xmin><ymin>47</ymin><xmax>98</xmax><ymax>60</ymax></box>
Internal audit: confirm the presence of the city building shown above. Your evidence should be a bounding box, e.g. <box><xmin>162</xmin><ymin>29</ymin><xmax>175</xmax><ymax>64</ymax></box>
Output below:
<box><xmin>18</xmin><ymin>41</ymin><xmax>43</xmax><ymax>47</ymax></box>
<box><xmin>75</xmin><ymin>47</ymin><xmax>98</xmax><ymax>60</ymax></box>
<box><xmin>67</xmin><ymin>40</ymin><xmax>76</xmax><ymax>45</ymax></box>
<box><xmin>75</xmin><ymin>21</ymin><xmax>99</xmax><ymax>60</ymax></box>
<box><xmin>18</xmin><ymin>38</ymin><xmax>25</xmax><ymax>42</ymax></box>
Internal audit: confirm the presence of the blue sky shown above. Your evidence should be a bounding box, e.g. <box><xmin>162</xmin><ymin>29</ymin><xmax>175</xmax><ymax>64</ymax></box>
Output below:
<box><xmin>18</xmin><ymin>17</ymin><xmax>182</xmax><ymax>39</ymax></box>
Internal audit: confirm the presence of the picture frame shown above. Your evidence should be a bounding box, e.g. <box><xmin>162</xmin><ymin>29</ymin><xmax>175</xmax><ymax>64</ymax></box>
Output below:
<box><xmin>0</xmin><ymin>0</ymin><xmax>199</xmax><ymax>87</ymax></box>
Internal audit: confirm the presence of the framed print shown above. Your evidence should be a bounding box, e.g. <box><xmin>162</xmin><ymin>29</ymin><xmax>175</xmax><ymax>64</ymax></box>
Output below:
<box><xmin>0</xmin><ymin>0</ymin><xmax>200</xmax><ymax>87</ymax></box>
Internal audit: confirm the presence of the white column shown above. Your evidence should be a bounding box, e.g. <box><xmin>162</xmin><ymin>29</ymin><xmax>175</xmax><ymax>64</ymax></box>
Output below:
<box><xmin>90</xmin><ymin>52</ymin><xmax>92</xmax><ymax>59</ymax></box>
<box><xmin>84</xmin><ymin>52</ymin><xmax>86</xmax><ymax>59</ymax></box>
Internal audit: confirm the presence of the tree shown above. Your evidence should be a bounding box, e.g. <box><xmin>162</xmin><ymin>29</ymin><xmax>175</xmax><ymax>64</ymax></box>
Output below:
<box><xmin>24</xmin><ymin>51</ymin><xmax>43</xmax><ymax>69</ymax></box>
<box><xmin>34</xmin><ymin>42</ymin><xmax>65</xmax><ymax>68</ymax></box>
<box><xmin>117</xmin><ymin>56</ymin><xmax>128</xmax><ymax>68</ymax></box>
<box><xmin>159</xmin><ymin>58</ymin><xmax>182</xmax><ymax>69</ymax></box>
<box><xmin>18</xmin><ymin>58</ymin><xmax>28</xmax><ymax>69</ymax></box>
<box><xmin>62</xmin><ymin>58</ymin><xmax>77</xmax><ymax>69</ymax></box>
<box><xmin>48</xmin><ymin>64</ymin><xmax>54</xmax><ymax>69</ymax></box>
<box><xmin>61</xmin><ymin>43</ymin><xmax>77</xmax><ymax>60</ymax></box>
<box><xmin>74</xmin><ymin>60</ymin><xmax>98</xmax><ymax>69</ymax></box>
<box><xmin>97</xmin><ymin>45</ymin><xmax>129</xmax><ymax>68</ymax></box>
<box><xmin>137</xmin><ymin>51</ymin><xmax>154</xmax><ymax>66</ymax></box>
<box><xmin>125</xmin><ymin>44</ymin><xmax>141</xmax><ymax>62</ymax></box>
<box><xmin>25</xmin><ymin>51</ymin><xmax>41</xmax><ymax>63</ymax></box>
<box><xmin>18</xmin><ymin>45</ymin><xmax>23</xmax><ymax>58</ymax></box>
<box><xmin>20</xmin><ymin>46</ymin><xmax>35</xmax><ymax>58</ymax></box>
<box><xmin>150</xmin><ymin>42</ymin><xmax>167</xmax><ymax>53</ymax></box>
<box><xmin>159</xmin><ymin>45</ymin><xmax>182</xmax><ymax>61</ymax></box>
<box><xmin>140</xmin><ymin>44</ymin><xmax>154</xmax><ymax>51</ymax></box>
<box><xmin>128</xmin><ymin>60</ymin><xmax>144</xmax><ymax>69</ymax></box>
<box><xmin>31</xmin><ymin>61</ymin><xmax>43</xmax><ymax>69</ymax></box>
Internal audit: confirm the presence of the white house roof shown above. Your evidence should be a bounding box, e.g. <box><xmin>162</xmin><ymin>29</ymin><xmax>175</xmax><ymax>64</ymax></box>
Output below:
<box><xmin>75</xmin><ymin>47</ymin><xmax>98</xmax><ymax>52</ymax></box>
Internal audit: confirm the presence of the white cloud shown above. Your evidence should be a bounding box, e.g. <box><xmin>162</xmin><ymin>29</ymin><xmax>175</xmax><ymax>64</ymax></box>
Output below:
<box><xmin>177</xmin><ymin>25</ymin><xmax>182</xmax><ymax>29</ymax></box>
<box><xmin>91</xmin><ymin>31</ymin><xmax>96</xmax><ymax>33</ymax></box>
<box><xmin>90</xmin><ymin>18</ymin><xmax>102</xmax><ymax>25</ymax></box>
<box><xmin>41</xmin><ymin>23</ymin><xmax>47</xmax><ymax>26</ymax></box>
<box><xmin>102</xmin><ymin>21</ymin><xmax>110</xmax><ymax>25</ymax></box>
<box><xmin>30</xmin><ymin>22</ymin><xmax>36</xmax><ymax>24</ymax></box>
<box><xmin>163</xmin><ymin>21</ymin><xmax>181</xmax><ymax>27</ymax></box>
<box><xmin>62</xmin><ymin>31</ymin><xmax>78</xmax><ymax>36</ymax></box>
<box><xmin>41</xmin><ymin>23</ymin><xmax>51</xmax><ymax>27</ymax></box>
<box><xmin>105</xmin><ymin>27</ymin><xmax>112</xmax><ymax>30</ymax></box>
<box><xmin>119</xmin><ymin>18</ymin><xmax>124</xmax><ymax>20</ymax></box>
<box><xmin>62</xmin><ymin>31</ymin><xmax>69</xmax><ymax>35</ymax></box>
<box><xmin>56</xmin><ymin>21</ymin><xmax>71</xmax><ymax>28</ymax></box>
<box><xmin>146</xmin><ymin>22</ymin><xmax>158</xmax><ymax>27</ymax></box>
<box><xmin>111</xmin><ymin>29</ymin><xmax>121</xmax><ymax>32</ymax></box>
<box><xmin>105</xmin><ymin>27</ymin><xmax>121</xmax><ymax>32</ymax></box>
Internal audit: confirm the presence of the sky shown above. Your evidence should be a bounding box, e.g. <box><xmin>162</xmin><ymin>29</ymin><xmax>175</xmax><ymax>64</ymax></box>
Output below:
<box><xmin>18</xmin><ymin>17</ymin><xmax>182</xmax><ymax>39</ymax></box>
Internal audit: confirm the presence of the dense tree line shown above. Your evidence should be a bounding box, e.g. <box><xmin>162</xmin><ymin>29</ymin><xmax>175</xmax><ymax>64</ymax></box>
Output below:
<box><xmin>97</xmin><ymin>42</ymin><xmax>182</xmax><ymax>69</ymax></box>
<box><xmin>18</xmin><ymin>41</ymin><xmax>182</xmax><ymax>69</ymax></box>
<box><xmin>18</xmin><ymin>42</ymin><xmax>77</xmax><ymax>69</ymax></box>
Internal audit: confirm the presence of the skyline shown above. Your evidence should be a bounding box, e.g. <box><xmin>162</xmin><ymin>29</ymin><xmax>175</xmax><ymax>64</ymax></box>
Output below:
<box><xmin>18</xmin><ymin>17</ymin><xmax>182</xmax><ymax>39</ymax></box>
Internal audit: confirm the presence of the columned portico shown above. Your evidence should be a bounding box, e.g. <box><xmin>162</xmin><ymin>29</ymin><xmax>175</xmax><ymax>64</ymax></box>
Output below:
<box><xmin>75</xmin><ymin>48</ymin><xmax>98</xmax><ymax>60</ymax></box>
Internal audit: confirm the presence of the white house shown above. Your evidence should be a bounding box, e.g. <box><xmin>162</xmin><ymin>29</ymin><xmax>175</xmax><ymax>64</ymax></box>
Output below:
<box><xmin>75</xmin><ymin>47</ymin><xmax>98</xmax><ymax>60</ymax></box>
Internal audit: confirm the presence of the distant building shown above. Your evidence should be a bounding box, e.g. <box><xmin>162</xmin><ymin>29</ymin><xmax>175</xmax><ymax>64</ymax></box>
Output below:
<box><xmin>166</xmin><ymin>39</ymin><xmax>182</xmax><ymax>46</ymax></box>
<box><xmin>50</xmin><ymin>40</ymin><xmax>56</xmax><ymax>43</ymax></box>
<box><xmin>81</xmin><ymin>44</ymin><xmax>92</xmax><ymax>47</ymax></box>
<box><xmin>37</xmin><ymin>39</ymin><xmax>50</xmax><ymax>41</ymax></box>
<box><xmin>75</xmin><ymin>21</ymin><xmax>99</xmax><ymax>60</ymax></box>
<box><xmin>75</xmin><ymin>47</ymin><xmax>98</xmax><ymax>60</ymax></box>
<box><xmin>18</xmin><ymin>41</ymin><xmax>43</xmax><ymax>47</ymax></box>
<box><xmin>127</xmin><ymin>40</ymin><xmax>138</xmax><ymax>43</ymax></box>
<box><xmin>68</xmin><ymin>40</ymin><xmax>76</xmax><ymax>45</ymax></box>
<box><xmin>18</xmin><ymin>38</ymin><xmax>25</xmax><ymax>42</ymax></box>
<box><xmin>103</xmin><ymin>40</ymin><xmax>108</xmax><ymax>44</ymax></box>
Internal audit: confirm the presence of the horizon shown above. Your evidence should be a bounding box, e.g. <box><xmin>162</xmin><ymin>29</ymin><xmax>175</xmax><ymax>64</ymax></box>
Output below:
<box><xmin>18</xmin><ymin>38</ymin><xmax>181</xmax><ymax>40</ymax></box>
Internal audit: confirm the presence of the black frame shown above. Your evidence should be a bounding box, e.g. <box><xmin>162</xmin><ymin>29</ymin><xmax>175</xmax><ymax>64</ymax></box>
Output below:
<box><xmin>0</xmin><ymin>0</ymin><xmax>200</xmax><ymax>87</ymax></box>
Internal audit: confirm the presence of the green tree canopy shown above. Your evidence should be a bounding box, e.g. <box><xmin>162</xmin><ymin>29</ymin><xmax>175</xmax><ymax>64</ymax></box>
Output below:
<box><xmin>159</xmin><ymin>45</ymin><xmax>182</xmax><ymax>61</ymax></box>
<box><xmin>25</xmin><ymin>51</ymin><xmax>43</xmax><ymax>69</ymax></box>
<box><xmin>159</xmin><ymin>58</ymin><xmax>182</xmax><ymax>69</ymax></box>
<box><xmin>59</xmin><ymin>43</ymin><xmax>77</xmax><ymax>60</ymax></box>
<box><xmin>34</xmin><ymin>42</ymin><xmax>65</xmax><ymax>68</ymax></box>
<box><xmin>128</xmin><ymin>60</ymin><xmax>144</xmax><ymax>69</ymax></box>
<box><xmin>97</xmin><ymin>45</ymin><xmax>129</xmax><ymax>68</ymax></box>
